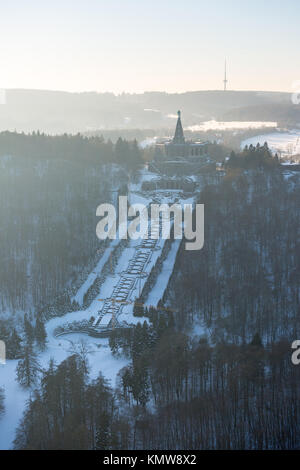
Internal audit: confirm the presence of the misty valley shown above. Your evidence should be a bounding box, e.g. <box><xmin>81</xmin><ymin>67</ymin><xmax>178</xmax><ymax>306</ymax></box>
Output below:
<box><xmin>1</xmin><ymin>0</ymin><xmax>300</xmax><ymax>455</ymax></box>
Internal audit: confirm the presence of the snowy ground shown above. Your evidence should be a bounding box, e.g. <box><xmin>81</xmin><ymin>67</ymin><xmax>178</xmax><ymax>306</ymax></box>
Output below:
<box><xmin>186</xmin><ymin>121</ymin><xmax>277</xmax><ymax>132</ymax></box>
<box><xmin>0</xmin><ymin>361</ymin><xmax>29</xmax><ymax>450</ymax></box>
<box><xmin>73</xmin><ymin>238</ymin><xmax>121</xmax><ymax>306</ymax></box>
<box><xmin>140</xmin><ymin>137</ymin><xmax>157</xmax><ymax>148</ymax></box>
<box><xmin>241</xmin><ymin>130</ymin><xmax>300</xmax><ymax>158</ymax></box>
<box><xmin>145</xmin><ymin>239</ymin><xmax>181</xmax><ymax>308</ymax></box>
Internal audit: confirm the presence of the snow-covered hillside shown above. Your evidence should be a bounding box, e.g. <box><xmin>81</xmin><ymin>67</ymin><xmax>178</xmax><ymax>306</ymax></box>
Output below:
<box><xmin>242</xmin><ymin>130</ymin><xmax>300</xmax><ymax>158</ymax></box>
<box><xmin>0</xmin><ymin>168</ymin><xmax>197</xmax><ymax>449</ymax></box>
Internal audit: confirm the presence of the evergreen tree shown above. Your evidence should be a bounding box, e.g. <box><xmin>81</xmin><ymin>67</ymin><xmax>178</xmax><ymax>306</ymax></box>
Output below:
<box><xmin>250</xmin><ymin>333</ymin><xmax>263</xmax><ymax>348</ymax></box>
<box><xmin>16</xmin><ymin>344</ymin><xmax>40</xmax><ymax>388</ymax></box>
<box><xmin>35</xmin><ymin>317</ymin><xmax>47</xmax><ymax>350</ymax></box>
<box><xmin>23</xmin><ymin>314</ymin><xmax>34</xmax><ymax>345</ymax></box>
<box><xmin>71</xmin><ymin>300</ymin><xmax>80</xmax><ymax>311</ymax></box>
<box><xmin>7</xmin><ymin>328</ymin><xmax>22</xmax><ymax>359</ymax></box>
<box><xmin>131</xmin><ymin>322</ymin><xmax>150</xmax><ymax>360</ymax></box>
<box><xmin>95</xmin><ymin>415</ymin><xmax>110</xmax><ymax>450</ymax></box>
<box><xmin>133</xmin><ymin>299</ymin><xmax>144</xmax><ymax>317</ymax></box>
<box><xmin>109</xmin><ymin>329</ymin><xmax>119</xmax><ymax>356</ymax></box>
<box><xmin>115</xmin><ymin>138</ymin><xmax>130</xmax><ymax>165</ymax></box>
<box><xmin>129</xmin><ymin>140</ymin><xmax>143</xmax><ymax>167</ymax></box>
<box><xmin>131</xmin><ymin>356</ymin><xmax>150</xmax><ymax>407</ymax></box>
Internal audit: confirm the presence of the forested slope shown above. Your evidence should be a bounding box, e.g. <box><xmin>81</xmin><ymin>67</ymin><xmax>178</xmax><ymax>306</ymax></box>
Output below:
<box><xmin>168</xmin><ymin>169</ymin><xmax>300</xmax><ymax>343</ymax></box>
<box><xmin>13</xmin><ymin>167</ymin><xmax>300</xmax><ymax>450</ymax></box>
<box><xmin>0</xmin><ymin>132</ymin><xmax>141</xmax><ymax>319</ymax></box>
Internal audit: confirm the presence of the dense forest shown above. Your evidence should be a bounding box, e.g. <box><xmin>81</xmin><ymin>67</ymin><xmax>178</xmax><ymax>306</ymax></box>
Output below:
<box><xmin>12</xmin><ymin>309</ymin><xmax>300</xmax><ymax>449</ymax></box>
<box><xmin>12</xmin><ymin>166</ymin><xmax>300</xmax><ymax>449</ymax></box>
<box><xmin>0</xmin><ymin>132</ymin><xmax>143</xmax><ymax>322</ymax></box>
<box><xmin>225</xmin><ymin>142</ymin><xmax>280</xmax><ymax>169</ymax></box>
<box><xmin>169</xmin><ymin>168</ymin><xmax>299</xmax><ymax>343</ymax></box>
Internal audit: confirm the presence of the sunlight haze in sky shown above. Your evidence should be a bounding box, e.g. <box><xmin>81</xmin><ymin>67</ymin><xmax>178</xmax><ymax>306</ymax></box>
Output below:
<box><xmin>0</xmin><ymin>0</ymin><xmax>299</xmax><ymax>93</ymax></box>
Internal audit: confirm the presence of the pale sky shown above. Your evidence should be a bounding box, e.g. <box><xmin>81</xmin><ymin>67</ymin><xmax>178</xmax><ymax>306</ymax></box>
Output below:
<box><xmin>0</xmin><ymin>0</ymin><xmax>299</xmax><ymax>93</ymax></box>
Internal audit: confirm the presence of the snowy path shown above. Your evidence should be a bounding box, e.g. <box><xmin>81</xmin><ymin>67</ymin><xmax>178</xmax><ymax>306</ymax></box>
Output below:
<box><xmin>145</xmin><ymin>239</ymin><xmax>181</xmax><ymax>307</ymax></box>
<box><xmin>73</xmin><ymin>235</ymin><xmax>123</xmax><ymax>306</ymax></box>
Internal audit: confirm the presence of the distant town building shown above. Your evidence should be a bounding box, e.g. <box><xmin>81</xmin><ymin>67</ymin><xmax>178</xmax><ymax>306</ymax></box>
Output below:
<box><xmin>156</xmin><ymin>110</ymin><xmax>209</xmax><ymax>159</ymax></box>
<box><xmin>153</xmin><ymin>111</ymin><xmax>213</xmax><ymax>176</ymax></box>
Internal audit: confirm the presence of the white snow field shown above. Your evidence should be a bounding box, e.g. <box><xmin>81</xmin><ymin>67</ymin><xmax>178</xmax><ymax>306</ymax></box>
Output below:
<box><xmin>186</xmin><ymin>121</ymin><xmax>277</xmax><ymax>132</ymax></box>
<box><xmin>0</xmin><ymin>361</ymin><xmax>30</xmax><ymax>450</ymax></box>
<box><xmin>0</xmin><ymin>168</ymin><xmax>196</xmax><ymax>449</ymax></box>
<box><xmin>241</xmin><ymin>130</ymin><xmax>300</xmax><ymax>158</ymax></box>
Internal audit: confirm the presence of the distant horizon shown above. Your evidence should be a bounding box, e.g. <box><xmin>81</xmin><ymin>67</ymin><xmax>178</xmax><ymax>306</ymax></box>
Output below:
<box><xmin>1</xmin><ymin>1</ymin><xmax>299</xmax><ymax>94</ymax></box>
<box><xmin>1</xmin><ymin>87</ymin><xmax>293</xmax><ymax>96</ymax></box>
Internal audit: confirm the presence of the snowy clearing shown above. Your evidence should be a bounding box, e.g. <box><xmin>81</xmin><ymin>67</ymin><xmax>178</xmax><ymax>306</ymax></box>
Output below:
<box><xmin>186</xmin><ymin>120</ymin><xmax>277</xmax><ymax>132</ymax></box>
<box><xmin>241</xmin><ymin>130</ymin><xmax>300</xmax><ymax>158</ymax></box>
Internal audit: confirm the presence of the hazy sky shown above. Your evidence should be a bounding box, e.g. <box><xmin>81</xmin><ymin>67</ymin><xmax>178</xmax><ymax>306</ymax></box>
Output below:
<box><xmin>0</xmin><ymin>0</ymin><xmax>299</xmax><ymax>93</ymax></box>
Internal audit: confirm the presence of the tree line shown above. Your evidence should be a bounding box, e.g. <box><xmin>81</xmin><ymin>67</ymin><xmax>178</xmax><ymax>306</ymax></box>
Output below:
<box><xmin>13</xmin><ymin>318</ymin><xmax>300</xmax><ymax>449</ymax></box>
<box><xmin>225</xmin><ymin>142</ymin><xmax>279</xmax><ymax>169</ymax></box>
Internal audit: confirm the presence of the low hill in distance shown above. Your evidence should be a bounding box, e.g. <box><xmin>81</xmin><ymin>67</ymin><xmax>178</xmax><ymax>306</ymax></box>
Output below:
<box><xmin>0</xmin><ymin>89</ymin><xmax>296</xmax><ymax>134</ymax></box>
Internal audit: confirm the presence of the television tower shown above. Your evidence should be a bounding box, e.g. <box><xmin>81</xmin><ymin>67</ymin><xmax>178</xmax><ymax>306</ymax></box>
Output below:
<box><xmin>223</xmin><ymin>60</ymin><xmax>228</xmax><ymax>91</ymax></box>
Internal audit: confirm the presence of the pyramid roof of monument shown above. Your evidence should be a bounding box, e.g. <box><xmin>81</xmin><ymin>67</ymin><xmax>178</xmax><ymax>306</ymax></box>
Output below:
<box><xmin>173</xmin><ymin>110</ymin><xmax>185</xmax><ymax>144</ymax></box>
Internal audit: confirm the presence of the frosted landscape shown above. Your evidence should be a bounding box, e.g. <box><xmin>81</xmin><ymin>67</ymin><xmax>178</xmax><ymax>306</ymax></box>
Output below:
<box><xmin>0</xmin><ymin>168</ymin><xmax>197</xmax><ymax>449</ymax></box>
<box><xmin>186</xmin><ymin>120</ymin><xmax>278</xmax><ymax>132</ymax></box>
<box><xmin>242</xmin><ymin>130</ymin><xmax>300</xmax><ymax>159</ymax></box>
<box><xmin>1</xmin><ymin>0</ymin><xmax>300</xmax><ymax>452</ymax></box>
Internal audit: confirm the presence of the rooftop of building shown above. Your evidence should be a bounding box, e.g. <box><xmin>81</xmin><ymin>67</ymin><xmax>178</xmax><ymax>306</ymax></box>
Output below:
<box><xmin>156</xmin><ymin>110</ymin><xmax>208</xmax><ymax>147</ymax></box>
